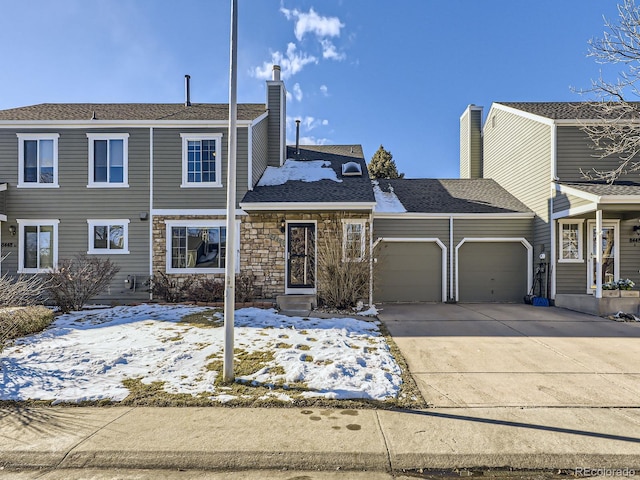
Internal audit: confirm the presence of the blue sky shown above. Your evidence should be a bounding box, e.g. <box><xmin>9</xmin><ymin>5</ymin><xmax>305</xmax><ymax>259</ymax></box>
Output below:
<box><xmin>0</xmin><ymin>1</ymin><xmax>624</xmax><ymax>178</ymax></box>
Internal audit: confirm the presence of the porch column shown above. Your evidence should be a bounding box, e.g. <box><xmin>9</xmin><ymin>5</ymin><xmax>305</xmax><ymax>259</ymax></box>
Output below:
<box><xmin>595</xmin><ymin>209</ymin><xmax>603</xmax><ymax>299</ymax></box>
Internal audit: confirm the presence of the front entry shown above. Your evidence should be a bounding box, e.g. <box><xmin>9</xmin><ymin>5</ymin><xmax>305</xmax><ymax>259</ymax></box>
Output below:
<box><xmin>588</xmin><ymin>220</ymin><xmax>619</xmax><ymax>291</ymax></box>
<box><xmin>286</xmin><ymin>222</ymin><xmax>316</xmax><ymax>294</ymax></box>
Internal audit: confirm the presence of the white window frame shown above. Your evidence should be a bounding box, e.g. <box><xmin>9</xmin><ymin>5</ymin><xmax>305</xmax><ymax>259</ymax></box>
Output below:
<box><xmin>87</xmin><ymin>219</ymin><xmax>130</xmax><ymax>254</ymax></box>
<box><xmin>17</xmin><ymin>133</ymin><xmax>60</xmax><ymax>188</ymax></box>
<box><xmin>17</xmin><ymin>219</ymin><xmax>59</xmax><ymax>273</ymax></box>
<box><xmin>342</xmin><ymin>219</ymin><xmax>366</xmax><ymax>262</ymax></box>
<box><xmin>558</xmin><ymin>219</ymin><xmax>584</xmax><ymax>263</ymax></box>
<box><xmin>180</xmin><ymin>133</ymin><xmax>223</xmax><ymax>188</ymax></box>
<box><xmin>87</xmin><ymin>133</ymin><xmax>129</xmax><ymax>187</ymax></box>
<box><xmin>165</xmin><ymin>219</ymin><xmax>239</xmax><ymax>274</ymax></box>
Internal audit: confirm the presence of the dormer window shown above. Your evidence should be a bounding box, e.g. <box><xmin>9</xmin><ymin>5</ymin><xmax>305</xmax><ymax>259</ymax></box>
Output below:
<box><xmin>342</xmin><ymin>161</ymin><xmax>362</xmax><ymax>177</ymax></box>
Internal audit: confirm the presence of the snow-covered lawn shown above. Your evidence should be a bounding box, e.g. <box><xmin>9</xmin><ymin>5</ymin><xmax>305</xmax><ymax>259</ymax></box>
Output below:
<box><xmin>0</xmin><ymin>304</ymin><xmax>402</xmax><ymax>405</ymax></box>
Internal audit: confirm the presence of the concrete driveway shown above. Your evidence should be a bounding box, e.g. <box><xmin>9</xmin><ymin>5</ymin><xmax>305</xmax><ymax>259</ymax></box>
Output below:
<box><xmin>378</xmin><ymin>303</ymin><xmax>640</xmax><ymax>408</ymax></box>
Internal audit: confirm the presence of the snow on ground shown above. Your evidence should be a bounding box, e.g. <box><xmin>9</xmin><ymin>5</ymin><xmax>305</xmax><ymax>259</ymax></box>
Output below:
<box><xmin>0</xmin><ymin>304</ymin><xmax>401</xmax><ymax>404</ymax></box>
<box><xmin>257</xmin><ymin>159</ymin><xmax>342</xmax><ymax>186</ymax></box>
<box><xmin>372</xmin><ymin>180</ymin><xmax>406</xmax><ymax>213</ymax></box>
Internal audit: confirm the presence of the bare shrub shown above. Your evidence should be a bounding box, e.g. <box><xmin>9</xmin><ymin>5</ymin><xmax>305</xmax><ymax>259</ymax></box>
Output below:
<box><xmin>46</xmin><ymin>254</ymin><xmax>120</xmax><ymax>313</ymax></box>
<box><xmin>0</xmin><ymin>254</ymin><xmax>48</xmax><ymax>307</ymax></box>
<box><xmin>0</xmin><ymin>306</ymin><xmax>54</xmax><ymax>353</ymax></box>
<box><xmin>235</xmin><ymin>274</ymin><xmax>256</xmax><ymax>303</ymax></box>
<box><xmin>187</xmin><ymin>277</ymin><xmax>225</xmax><ymax>303</ymax></box>
<box><xmin>151</xmin><ymin>271</ymin><xmax>194</xmax><ymax>303</ymax></box>
<box><xmin>317</xmin><ymin>221</ymin><xmax>370</xmax><ymax>310</ymax></box>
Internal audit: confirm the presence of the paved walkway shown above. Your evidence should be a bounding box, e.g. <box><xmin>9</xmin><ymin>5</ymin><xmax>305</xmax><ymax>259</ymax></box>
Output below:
<box><xmin>1</xmin><ymin>405</ymin><xmax>640</xmax><ymax>472</ymax></box>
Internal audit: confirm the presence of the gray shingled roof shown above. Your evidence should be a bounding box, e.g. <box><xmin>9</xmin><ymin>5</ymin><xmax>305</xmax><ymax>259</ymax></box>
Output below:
<box><xmin>498</xmin><ymin>102</ymin><xmax>640</xmax><ymax>120</ymax></box>
<box><xmin>378</xmin><ymin>179</ymin><xmax>532</xmax><ymax>214</ymax></box>
<box><xmin>0</xmin><ymin>103</ymin><xmax>266</xmax><ymax>121</ymax></box>
<box><xmin>561</xmin><ymin>181</ymin><xmax>640</xmax><ymax>196</ymax></box>
<box><xmin>241</xmin><ymin>145</ymin><xmax>375</xmax><ymax>206</ymax></box>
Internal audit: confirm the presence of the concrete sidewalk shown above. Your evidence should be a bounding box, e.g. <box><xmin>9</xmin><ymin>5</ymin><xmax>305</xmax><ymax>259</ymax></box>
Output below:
<box><xmin>1</xmin><ymin>406</ymin><xmax>639</xmax><ymax>473</ymax></box>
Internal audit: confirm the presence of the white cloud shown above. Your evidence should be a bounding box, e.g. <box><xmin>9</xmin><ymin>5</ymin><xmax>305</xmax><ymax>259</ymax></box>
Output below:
<box><xmin>320</xmin><ymin>39</ymin><xmax>345</xmax><ymax>61</ymax></box>
<box><xmin>299</xmin><ymin>136</ymin><xmax>331</xmax><ymax>146</ymax></box>
<box><xmin>253</xmin><ymin>43</ymin><xmax>318</xmax><ymax>80</ymax></box>
<box><xmin>292</xmin><ymin>83</ymin><xmax>303</xmax><ymax>102</ymax></box>
<box><xmin>280</xmin><ymin>7</ymin><xmax>344</xmax><ymax>42</ymax></box>
<box><xmin>320</xmin><ymin>85</ymin><xmax>328</xmax><ymax>96</ymax></box>
<box><xmin>322</xmin><ymin>119</ymin><xmax>329</xmax><ymax>126</ymax></box>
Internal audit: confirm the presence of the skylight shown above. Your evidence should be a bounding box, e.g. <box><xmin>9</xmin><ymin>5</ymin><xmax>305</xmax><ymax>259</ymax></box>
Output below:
<box><xmin>342</xmin><ymin>161</ymin><xmax>362</xmax><ymax>176</ymax></box>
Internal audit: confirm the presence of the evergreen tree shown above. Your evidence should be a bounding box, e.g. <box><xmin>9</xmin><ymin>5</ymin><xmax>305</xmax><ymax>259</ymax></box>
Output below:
<box><xmin>367</xmin><ymin>145</ymin><xmax>404</xmax><ymax>179</ymax></box>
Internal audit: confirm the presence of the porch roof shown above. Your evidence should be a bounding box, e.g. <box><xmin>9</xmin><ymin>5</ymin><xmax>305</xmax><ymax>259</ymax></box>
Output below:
<box><xmin>558</xmin><ymin>182</ymin><xmax>640</xmax><ymax>206</ymax></box>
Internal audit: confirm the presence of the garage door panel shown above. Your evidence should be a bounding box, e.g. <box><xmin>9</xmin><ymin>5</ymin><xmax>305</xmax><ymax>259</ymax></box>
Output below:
<box><xmin>459</xmin><ymin>242</ymin><xmax>527</xmax><ymax>303</ymax></box>
<box><xmin>374</xmin><ymin>241</ymin><xmax>442</xmax><ymax>303</ymax></box>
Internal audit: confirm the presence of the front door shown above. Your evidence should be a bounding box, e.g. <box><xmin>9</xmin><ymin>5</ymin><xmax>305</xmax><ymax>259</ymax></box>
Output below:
<box><xmin>286</xmin><ymin>222</ymin><xmax>316</xmax><ymax>293</ymax></box>
<box><xmin>587</xmin><ymin>220</ymin><xmax>619</xmax><ymax>291</ymax></box>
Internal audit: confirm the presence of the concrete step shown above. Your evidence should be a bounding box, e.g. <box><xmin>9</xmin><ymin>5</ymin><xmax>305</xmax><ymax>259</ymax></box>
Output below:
<box><xmin>276</xmin><ymin>294</ymin><xmax>317</xmax><ymax>312</ymax></box>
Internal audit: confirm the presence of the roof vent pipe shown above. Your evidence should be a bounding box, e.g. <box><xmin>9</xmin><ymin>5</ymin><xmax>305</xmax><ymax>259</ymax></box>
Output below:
<box><xmin>295</xmin><ymin>119</ymin><xmax>300</xmax><ymax>155</ymax></box>
<box><xmin>184</xmin><ymin>74</ymin><xmax>191</xmax><ymax>107</ymax></box>
<box><xmin>272</xmin><ymin>65</ymin><xmax>281</xmax><ymax>82</ymax></box>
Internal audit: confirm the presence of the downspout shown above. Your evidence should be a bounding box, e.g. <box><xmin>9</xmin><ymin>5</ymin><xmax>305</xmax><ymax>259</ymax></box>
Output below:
<box><xmin>149</xmin><ymin>127</ymin><xmax>154</xmax><ymax>300</ymax></box>
<box><xmin>449</xmin><ymin>216</ymin><xmax>454</xmax><ymax>301</ymax></box>
<box><xmin>595</xmin><ymin>209</ymin><xmax>603</xmax><ymax>298</ymax></box>
<box><xmin>369</xmin><ymin>211</ymin><xmax>374</xmax><ymax>307</ymax></box>
<box><xmin>550</xmin><ymin>122</ymin><xmax>558</xmax><ymax>301</ymax></box>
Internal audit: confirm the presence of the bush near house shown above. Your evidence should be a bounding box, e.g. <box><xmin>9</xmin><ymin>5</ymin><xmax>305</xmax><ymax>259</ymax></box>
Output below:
<box><xmin>152</xmin><ymin>273</ymin><xmax>256</xmax><ymax>304</ymax></box>
<box><xmin>46</xmin><ymin>254</ymin><xmax>121</xmax><ymax>313</ymax></box>
<box><xmin>317</xmin><ymin>222</ymin><xmax>370</xmax><ymax>310</ymax></box>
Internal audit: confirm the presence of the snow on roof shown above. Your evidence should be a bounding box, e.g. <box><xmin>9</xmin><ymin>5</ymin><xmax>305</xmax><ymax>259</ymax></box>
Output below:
<box><xmin>257</xmin><ymin>159</ymin><xmax>342</xmax><ymax>187</ymax></box>
<box><xmin>372</xmin><ymin>180</ymin><xmax>407</xmax><ymax>213</ymax></box>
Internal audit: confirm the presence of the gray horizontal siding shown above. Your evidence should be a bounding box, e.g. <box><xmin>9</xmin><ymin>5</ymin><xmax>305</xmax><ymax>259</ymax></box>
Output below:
<box><xmin>251</xmin><ymin>116</ymin><xmax>268</xmax><ymax>188</ymax></box>
<box><xmin>484</xmin><ymin>108</ymin><xmax>552</xmax><ymax>259</ymax></box>
<box><xmin>373</xmin><ymin>217</ymin><xmax>450</xmax><ymax>241</ymax></box>
<box><xmin>153</xmin><ymin>127</ymin><xmax>249</xmax><ymax>209</ymax></box>
<box><xmin>556</xmin><ymin>126</ymin><xmax>640</xmax><ymax>183</ymax></box>
<box><xmin>0</xmin><ymin>127</ymin><xmax>151</xmax><ymax>300</ymax></box>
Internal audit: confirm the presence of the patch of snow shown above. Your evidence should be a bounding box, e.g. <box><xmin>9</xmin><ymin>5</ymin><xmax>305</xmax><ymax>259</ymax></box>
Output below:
<box><xmin>357</xmin><ymin>305</ymin><xmax>379</xmax><ymax>316</ymax></box>
<box><xmin>257</xmin><ymin>159</ymin><xmax>342</xmax><ymax>186</ymax></box>
<box><xmin>372</xmin><ymin>180</ymin><xmax>406</xmax><ymax>213</ymax></box>
<box><xmin>1</xmin><ymin>304</ymin><xmax>401</xmax><ymax>403</ymax></box>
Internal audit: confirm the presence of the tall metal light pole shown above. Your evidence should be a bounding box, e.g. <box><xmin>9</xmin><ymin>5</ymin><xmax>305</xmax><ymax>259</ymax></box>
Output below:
<box><xmin>223</xmin><ymin>0</ymin><xmax>238</xmax><ymax>383</ymax></box>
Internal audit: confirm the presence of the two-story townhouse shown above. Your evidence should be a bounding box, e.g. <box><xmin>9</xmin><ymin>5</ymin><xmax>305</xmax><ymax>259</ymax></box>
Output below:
<box><xmin>0</xmin><ymin>66</ymin><xmax>378</xmax><ymax>307</ymax></box>
<box><xmin>462</xmin><ymin>102</ymin><xmax>640</xmax><ymax>315</ymax></box>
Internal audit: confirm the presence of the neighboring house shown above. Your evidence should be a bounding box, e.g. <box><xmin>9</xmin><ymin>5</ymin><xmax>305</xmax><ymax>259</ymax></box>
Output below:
<box><xmin>461</xmin><ymin>102</ymin><xmax>640</xmax><ymax>314</ymax></box>
<box><xmin>0</xmin><ymin>66</ymin><xmax>376</xmax><ymax>306</ymax></box>
<box><xmin>371</xmin><ymin>178</ymin><xmax>533</xmax><ymax>303</ymax></box>
<box><xmin>0</xmin><ymin>68</ymin><xmax>281</xmax><ymax>301</ymax></box>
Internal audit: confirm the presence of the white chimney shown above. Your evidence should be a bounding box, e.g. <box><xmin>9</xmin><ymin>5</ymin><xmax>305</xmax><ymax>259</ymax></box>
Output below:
<box><xmin>272</xmin><ymin>65</ymin><xmax>281</xmax><ymax>82</ymax></box>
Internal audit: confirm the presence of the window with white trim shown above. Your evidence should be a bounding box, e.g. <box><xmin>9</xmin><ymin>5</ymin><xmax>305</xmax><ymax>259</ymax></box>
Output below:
<box><xmin>165</xmin><ymin>220</ymin><xmax>239</xmax><ymax>274</ymax></box>
<box><xmin>17</xmin><ymin>220</ymin><xmax>59</xmax><ymax>273</ymax></box>
<box><xmin>87</xmin><ymin>220</ymin><xmax>130</xmax><ymax>254</ymax></box>
<box><xmin>342</xmin><ymin>220</ymin><xmax>366</xmax><ymax>261</ymax></box>
<box><xmin>558</xmin><ymin>220</ymin><xmax>584</xmax><ymax>262</ymax></box>
<box><xmin>87</xmin><ymin>133</ymin><xmax>129</xmax><ymax>187</ymax></box>
<box><xmin>17</xmin><ymin>134</ymin><xmax>59</xmax><ymax>187</ymax></box>
<box><xmin>180</xmin><ymin>133</ymin><xmax>223</xmax><ymax>187</ymax></box>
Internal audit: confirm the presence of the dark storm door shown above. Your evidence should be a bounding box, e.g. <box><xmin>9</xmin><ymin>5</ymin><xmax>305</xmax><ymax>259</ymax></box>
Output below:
<box><xmin>286</xmin><ymin>223</ymin><xmax>316</xmax><ymax>290</ymax></box>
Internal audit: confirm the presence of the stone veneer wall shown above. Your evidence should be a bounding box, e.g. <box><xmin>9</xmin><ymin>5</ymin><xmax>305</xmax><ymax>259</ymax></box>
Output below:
<box><xmin>151</xmin><ymin>215</ymin><xmax>228</xmax><ymax>286</ymax></box>
<box><xmin>240</xmin><ymin>211</ymin><xmax>371</xmax><ymax>299</ymax></box>
<box><xmin>152</xmin><ymin>212</ymin><xmax>371</xmax><ymax>300</ymax></box>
